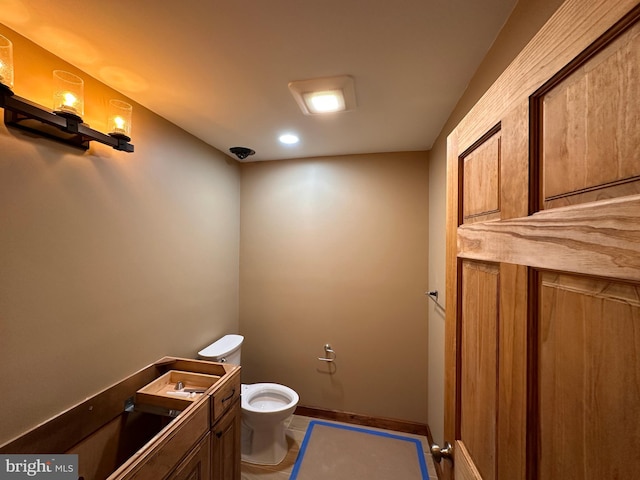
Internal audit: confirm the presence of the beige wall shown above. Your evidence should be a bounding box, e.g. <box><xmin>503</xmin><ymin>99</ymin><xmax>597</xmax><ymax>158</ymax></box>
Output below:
<box><xmin>426</xmin><ymin>0</ymin><xmax>566</xmax><ymax>444</ymax></box>
<box><xmin>240</xmin><ymin>152</ymin><xmax>429</xmax><ymax>423</ymax></box>
<box><xmin>0</xmin><ymin>25</ymin><xmax>241</xmax><ymax>445</ymax></box>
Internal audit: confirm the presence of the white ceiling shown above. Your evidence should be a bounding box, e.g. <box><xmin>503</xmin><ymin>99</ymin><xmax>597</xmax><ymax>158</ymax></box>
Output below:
<box><xmin>0</xmin><ymin>0</ymin><xmax>518</xmax><ymax>161</ymax></box>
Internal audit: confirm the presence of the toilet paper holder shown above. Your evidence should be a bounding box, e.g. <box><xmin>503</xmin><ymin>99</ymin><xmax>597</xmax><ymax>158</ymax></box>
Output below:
<box><xmin>318</xmin><ymin>344</ymin><xmax>336</xmax><ymax>362</ymax></box>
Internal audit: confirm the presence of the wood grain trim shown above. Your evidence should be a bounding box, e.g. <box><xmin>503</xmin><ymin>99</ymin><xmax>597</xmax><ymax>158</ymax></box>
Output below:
<box><xmin>445</xmin><ymin>129</ymin><xmax>460</xmax><ymax>450</ymax></box>
<box><xmin>459</xmin><ymin>123</ymin><xmax>502</xmax><ymax>222</ymax></box>
<box><xmin>542</xmin><ymin>177</ymin><xmax>640</xmax><ymax>204</ymax></box>
<box><xmin>453</xmin><ymin>0</ymin><xmax>640</xmax><ymax>154</ymax></box>
<box><xmin>444</xmin><ymin>130</ymin><xmax>461</xmax><ymax>480</ymax></box>
<box><xmin>457</xmin><ymin>194</ymin><xmax>640</xmax><ymax>282</ymax></box>
<box><xmin>526</xmin><ymin>269</ymin><xmax>540</xmax><ymax>480</ymax></box>
<box><xmin>458</xmin><ymin>123</ymin><xmax>503</xmax><ymax>161</ymax></box>
<box><xmin>530</xmin><ymin>4</ymin><xmax>640</xmax><ymax>211</ymax></box>
<box><xmin>497</xmin><ymin>264</ymin><xmax>528</xmax><ymax>480</ymax></box>
<box><xmin>160</xmin><ymin>358</ymin><xmax>236</xmax><ymax>377</ymax></box>
<box><xmin>501</xmin><ymin>101</ymin><xmax>530</xmax><ymax>220</ymax></box>
<box><xmin>454</xmin><ymin>441</ymin><xmax>483</xmax><ymax>480</ymax></box>
<box><xmin>293</xmin><ymin>406</ymin><xmax>429</xmax><ymax>437</ymax></box>
<box><xmin>531</xmin><ymin>3</ymin><xmax>640</xmax><ymax>99</ymax></box>
<box><xmin>541</xmin><ymin>273</ymin><xmax>640</xmax><ymax>304</ymax></box>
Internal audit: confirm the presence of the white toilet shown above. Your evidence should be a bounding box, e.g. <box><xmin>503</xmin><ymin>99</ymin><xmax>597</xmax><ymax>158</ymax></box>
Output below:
<box><xmin>198</xmin><ymin>334</ymin><xmax>299</xmax><ymax>465</ymax></box>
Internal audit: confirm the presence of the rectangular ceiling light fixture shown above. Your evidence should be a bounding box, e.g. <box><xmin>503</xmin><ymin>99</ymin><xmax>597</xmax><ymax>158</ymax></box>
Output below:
<box><xmin>288</xmin><ymin>75</ymin><xmax>356</xmax><ymax>115</ymax></box>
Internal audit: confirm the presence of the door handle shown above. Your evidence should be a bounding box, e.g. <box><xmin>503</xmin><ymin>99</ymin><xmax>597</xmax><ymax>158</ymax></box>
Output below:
<box><xmin>430</xmin><ymin>442</ymin><xmax>453</xmax><ymax>463</ymax></box>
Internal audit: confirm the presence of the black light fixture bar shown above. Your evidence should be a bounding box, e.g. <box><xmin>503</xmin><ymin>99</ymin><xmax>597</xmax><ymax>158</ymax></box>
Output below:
<box><xmin>0</xmin><ymin>89</ymin><xmax>134</xmax><ymax>152</ymax></box>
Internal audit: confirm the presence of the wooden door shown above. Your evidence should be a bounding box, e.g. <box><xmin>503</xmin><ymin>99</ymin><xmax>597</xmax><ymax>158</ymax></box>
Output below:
<box><xmin>444</xmin><ymin>1</ymin><xmax>640</xmax><ymax>479</ymax></box>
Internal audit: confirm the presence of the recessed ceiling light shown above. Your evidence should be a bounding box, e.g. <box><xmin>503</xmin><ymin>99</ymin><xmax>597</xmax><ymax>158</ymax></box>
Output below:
<box><xmin>279</xmin><ymin>133</ymin><xmax>299</xmax><ymax>144</ymax></box>
<box><xmin>302</xmin><ymin>89</ymin><xmax>345</xmax><ymax>114</ymax></box>
<box><xmin>288</xmin><ymin>75</ymin><xmax>356</xmax><ymax>115</ymax></box>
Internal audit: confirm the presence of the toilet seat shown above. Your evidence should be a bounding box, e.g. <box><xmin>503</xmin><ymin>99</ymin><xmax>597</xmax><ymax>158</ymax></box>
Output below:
<box><xmin>242</xmin><ymin>383</ymin><xmax>299</xmax><ymax>413</ymax></box>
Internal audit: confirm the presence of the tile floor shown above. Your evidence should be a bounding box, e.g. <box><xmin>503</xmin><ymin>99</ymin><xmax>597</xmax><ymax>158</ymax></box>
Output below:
<box><xmin>240</xmin><ymin>415</ymin><xmax>438</xmax><ymax>480</ymax></box>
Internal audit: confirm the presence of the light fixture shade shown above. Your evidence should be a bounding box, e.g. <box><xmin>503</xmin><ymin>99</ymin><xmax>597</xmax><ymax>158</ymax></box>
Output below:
<box><xmin>53</xmin><ymin>70</ymin><xmax>84</xmax><ymax>118</ymax></box>
<box><xmin>108</xmin><ymin>99</ymin><xmax>133</xmax><ymax>139</ymax></box>
<box><xmin>288</xmin><ymin>75</ymin><xmax>356</xmax><ymax>115</ymax></box>
<box><xmin>302</xmin><ymin>89</ymin><xmax>346</xmax><ymax>114</ymax></box>
<box><xmin>0</xmin><ymin>33</ymin><xmax>14</xmax><ymax>90</ymax></box>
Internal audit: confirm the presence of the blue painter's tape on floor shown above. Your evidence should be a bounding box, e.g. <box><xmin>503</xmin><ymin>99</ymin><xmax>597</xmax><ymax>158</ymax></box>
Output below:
<box><xmin>290</xmin><ymin>420</ymin><xmax>429</xmax><ymax>480</ymax></box>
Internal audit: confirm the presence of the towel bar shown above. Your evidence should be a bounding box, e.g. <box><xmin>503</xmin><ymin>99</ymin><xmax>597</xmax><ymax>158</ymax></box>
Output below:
<box><xmin>425</xmin><ymin>290</ymin><xmax>446</xmax><ymax>312</ymax></box>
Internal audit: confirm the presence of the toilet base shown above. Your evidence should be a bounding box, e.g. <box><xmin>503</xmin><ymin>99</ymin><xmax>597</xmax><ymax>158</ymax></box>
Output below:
<box><xmin>241</xmin><ymin>417</ymin><xmax>290</xmax><ymax>465</ymax></box>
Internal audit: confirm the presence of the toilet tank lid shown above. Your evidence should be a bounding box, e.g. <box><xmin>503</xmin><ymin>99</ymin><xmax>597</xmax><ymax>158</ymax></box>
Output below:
<box><xmin>199</xmin><ymin>334</ymin><xmax>244</xmax><ymax>358</ymax></box>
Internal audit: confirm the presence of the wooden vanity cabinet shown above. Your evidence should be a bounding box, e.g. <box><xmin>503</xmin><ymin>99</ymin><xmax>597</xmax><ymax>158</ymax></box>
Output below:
<box><xmin>0</xmin><ymin>357</ymin><xmax>241</xmax><ymax>480</ymax></box>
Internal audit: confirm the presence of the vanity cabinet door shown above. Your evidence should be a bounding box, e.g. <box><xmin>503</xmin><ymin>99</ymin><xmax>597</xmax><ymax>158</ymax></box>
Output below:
<box><xmin>166</xmin><ymin>433</ymin><xmax>211</xmax><ymax>480</ymax></box>
<box><xmin>211</xmin><ymin>398</ymin><xmax>241</xmax><ymax>480</ymax></box>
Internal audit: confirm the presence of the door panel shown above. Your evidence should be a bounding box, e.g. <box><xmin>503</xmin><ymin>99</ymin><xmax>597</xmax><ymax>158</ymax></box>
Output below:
<box><xmin>462</xmin><ymin>129</ymin><xmax>501</xmax><ymax>224</ymax></box>
<box><xmin>539</xmin><ymin>18</ymin><xmax>640</xmax><ymax>209</ymax></box>
<box><xmin>460</xmin><ymin>261</ymin><xmax>499</xmax><ymax>480</ymax></box>
<box><xmin>538</xmin><ymin>273</ymin><xmax>640</xmax><ymax>480</ymax></box>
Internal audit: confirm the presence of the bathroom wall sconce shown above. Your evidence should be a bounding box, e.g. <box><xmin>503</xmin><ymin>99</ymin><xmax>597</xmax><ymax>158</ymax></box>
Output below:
<box><xmin>0</xmin><ymin>33</ymin><xmax>15</xmax><ymax>92</ymax></box>
<box><xmin>52</xmin><ymin>69</ymin><xmax>84</xmax><ymax>119</ymax></box>
<box><xmin>107</xmin><ymin>99</ymin><xmax>133</xmax><ymax>141</ymax></box>
<box><xmin>0</xmin><ymin>34</ymin><xmax>134</xmax><ymax>153</ymax></box>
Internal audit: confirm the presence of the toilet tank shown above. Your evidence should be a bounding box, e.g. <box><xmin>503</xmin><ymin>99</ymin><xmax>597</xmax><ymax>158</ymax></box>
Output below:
<box><xmin>198</xmin><ymin>334</ymin><xmax>243</xmax><ymax>365</ymax></box>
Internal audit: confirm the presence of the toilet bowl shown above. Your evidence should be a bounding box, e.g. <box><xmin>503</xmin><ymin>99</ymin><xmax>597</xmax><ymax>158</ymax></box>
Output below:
<box><xmin>241</xmin><ymin>383</ymin><xmax>299</xmax><ymax>465</ymax></box>
<box><xmin>197</xmin><ymin>335</ymin><xmax>300</xmax><ymax>465</ymax></box>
